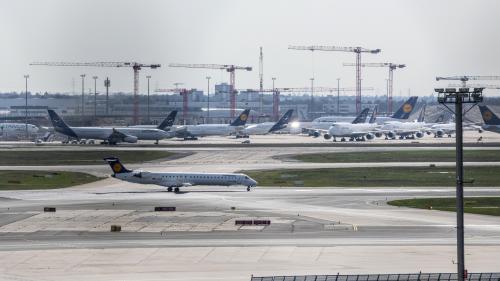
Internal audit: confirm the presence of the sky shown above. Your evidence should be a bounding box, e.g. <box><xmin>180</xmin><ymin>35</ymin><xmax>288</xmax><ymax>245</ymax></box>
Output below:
<box><xmin>1</xmin><ymin>0</ymin><xmax>500</xmax><ymax>96</ymax></box>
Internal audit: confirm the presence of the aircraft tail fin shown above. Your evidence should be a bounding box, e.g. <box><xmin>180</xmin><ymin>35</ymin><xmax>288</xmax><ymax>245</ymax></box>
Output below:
<box><xmin>230</xmin><ymin>109</ymin><xmax>251</xmax><ymax>126</ymax></box>
<box><xmin>103</xmin><ymin>157</ymin><xmax>132</xmax><ymax>174</ymax></box>
<box><xmin>391</xmin><ymin>96</ymin><xmax>418</xmax><ymax>119</ymax></box>
<box><xmin>417</xmin><ymin>104</ymin><xmax>426</xmax><ymax>122</ymax></box>
<box><xmin>479</xmin><ymin>105</ymin><xmax>500</xmax><ymax>125</ymax></box>
<box><xmin>47</xmin><ymin>110</ymin><xmax>78</xmax><ymax>138</ymax></box>
<box><xmin>369</xmin><ymin>105</ymin><xmax>378</xmax><ymax>124</ymax></box>
<box><xmin>269</xmin><ymin>109</ymin><xmax>294</xmax><ymax>133</ymax></box>
<box><xmin>352</xmin><ymin>108</ymin><xmax>370</xmax><ymax>124</ymax></box>
<box><xmin>157</xmin><ymin>110</ymin><xmax>178</xmax><ymax>130</ymax></box>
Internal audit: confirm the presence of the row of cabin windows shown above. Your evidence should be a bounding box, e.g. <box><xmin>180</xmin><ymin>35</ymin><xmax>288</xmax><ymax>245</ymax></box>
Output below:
<box><xmin>152</xmin><ymin>175</ymin><xmax>236</xmax><ymax>180</ymax></box>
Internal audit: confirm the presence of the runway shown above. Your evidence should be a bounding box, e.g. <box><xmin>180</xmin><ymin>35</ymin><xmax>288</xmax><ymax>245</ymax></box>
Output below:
<box><xmin>0</xmin><ymin>138</ymin><xmax>499</xmax><ymax>280</ymax></box>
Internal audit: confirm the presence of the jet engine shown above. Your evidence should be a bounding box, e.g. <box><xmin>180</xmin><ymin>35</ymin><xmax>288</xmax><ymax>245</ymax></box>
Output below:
<box><xmin>375</xmin><ymin>132</ymin><xmax>383</xmax><ymax>138</ymax></box>
<box><xmin>323</xmin><ymin>134</ymin><xmax>331</xmax><ymax>140</ymax></box>
<box><xmin>416</xmin><ymin>132</ymin><xmax>424</xmax><ymax>138</ymax></box>
<box><xmin>366</xmin><ymin>133</ymin><xmax>375</xmax><ymax>140</ymax></box>
<box><xmin>435</xmin><ymin>130</ymin><xmax>444</xmax><ymax>137</ymax></box>
<box><xmin>312</xmin><ymin>131</ymin><xmax>320</xmax><ymax>138</ymax></box>
<box><xmin>123</xmin><ymin>136</ymin><xmax>138</xmax><ymax>143</ymax></box>
<box><xmin>387</xmin><ymin>131</ymin><xmax>396</xmax><ymax>139</ymax></box>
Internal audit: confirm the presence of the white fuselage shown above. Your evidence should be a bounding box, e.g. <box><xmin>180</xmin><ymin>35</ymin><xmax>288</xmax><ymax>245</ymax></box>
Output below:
<box><xmin>241</xmin><ymin>122</ymin><xmax>275</xmax><ymax>135</ymax></box>
<box><xmin>175</xmin><ymin>124</ymin><xmax>241</xmax><ymax>137</ymax></box>
<box><xmin>381</xmin><ymin>121</ymin><xmax>426</xmax><ymax>135</ymax></box>
<box><xmin>328</xmin><ymin>122</ymin><xmax>378</xmax><ymax>137</ymax></box>
<box><xmin>114</xmin><ymin>171</ymin><xmax>258</xmax><ymax>188</ymax></box>
<box><xmin>70</xmin><ymin>127</ymin><xmax>172</xmax><ymax>141</ymax></box>
<box><xmin>0</xmin><ymin>123</ymin><xmax>39</xmax><ymax>138</ymax></box>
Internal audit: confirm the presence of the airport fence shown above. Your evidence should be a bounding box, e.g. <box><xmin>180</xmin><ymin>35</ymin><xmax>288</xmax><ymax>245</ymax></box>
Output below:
<box><xmin>250</xmin><ymin>273</ymin><xmax>500</xmax><ymax>281</ymax></box>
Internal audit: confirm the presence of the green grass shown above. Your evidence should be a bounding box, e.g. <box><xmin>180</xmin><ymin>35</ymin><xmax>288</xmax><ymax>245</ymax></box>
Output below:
<box><xmin>243</xmin><ymin>166</ymin><xmax>500</xmax><ymax>187</ymax></box>
<box><xmin>0</xmin><ymin>150</ymin><xmax>177</xmax><ymax>165</ymax></box>
<box><xmin>289</xmin><ymin>150</ymin><xmax>500</xmax><ymax>163</ymax></box>
<box><xmin>0</xmin><ymin>170</ymin><xmax>103</xmax><ymax>190</ymax></box>
<box><xmin>388</xmin><ymin>197</ymin><xmax>500</xmax><ymax>216</ymax></box>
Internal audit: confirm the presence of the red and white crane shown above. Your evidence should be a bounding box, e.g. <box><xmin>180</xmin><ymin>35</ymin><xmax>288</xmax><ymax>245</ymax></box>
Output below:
<box><xmin>288</xmin><ymin>45</ymin><xmax>381</xmax><ymax>113</ymax></box>
<box><xmin>169</xmin><ymin>63</ymin><xmax>252</xmax><ymax>118</ymax></box>
<box><xmin>30</xmin><ymin>61</ymin><xmax>161</xmax><ymax>125</ymax></box>
<box><xmin>343</xmin><ymin>62</ymin><xmax>405</xmax><ymax>114</ymax></box>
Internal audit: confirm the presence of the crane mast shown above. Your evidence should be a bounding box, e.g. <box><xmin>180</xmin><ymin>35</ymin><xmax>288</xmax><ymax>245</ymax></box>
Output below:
<box><xmin>343</xmin><ymin>62</ymin><xmax>405</xmax><ymax>115</ymax></box>
<box><xmin>169</xmin><ymin>63</ymin><xmax>252</xmax><ymax>118</ymax></box>
<box><xmin>289</xmin><ymin>45</ymin><xmax>380</xmax><ymax>113</ymax></box>
<box><xmin>30</xmin><ymin>61</ymin><xmax>160</xmax><ymax>125</ymax></box>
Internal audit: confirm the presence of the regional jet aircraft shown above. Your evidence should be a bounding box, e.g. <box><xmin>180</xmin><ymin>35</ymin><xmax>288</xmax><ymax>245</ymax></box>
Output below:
<box><xmin>104</xmin><ymin>157</ymin><xmax>258</xmax><ymax>192</ymax></box>
<box><xmin>48</xmin><ymin>110</ymin><xmax>174</xmax><ymax>144</ymax></box>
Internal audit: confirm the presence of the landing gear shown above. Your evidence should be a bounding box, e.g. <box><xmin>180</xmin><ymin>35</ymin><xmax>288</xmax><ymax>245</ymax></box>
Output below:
<box><xmin>341</xmin><ymin>137</ymin><xmax>346</xmax><ymax>142</ymax></box>
<box><xmin>174</xmin><ymin>187</ymin><xmax>180</xmax><ymax>193</ymax></box>
<box><xmin>247</xmin><ymin>186</ymin><xmax>251</xmax><ymax>192</ymax></box>
<box><xmin>167</xmin><ymin>187</ymin><xmax>173</xmax><ymax>192</ymax></box>
<box><xmin>155</xmin><ymin>140</ymin><xmax>159</xmax><ymax>145</ymax></box>
<box><xmin>333</xmin><ymin>137</ymin><xmax>337</xmax><ymax>142</ymax></box>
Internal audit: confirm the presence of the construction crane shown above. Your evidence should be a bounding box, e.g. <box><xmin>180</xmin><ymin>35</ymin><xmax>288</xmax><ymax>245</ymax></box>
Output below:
<box><xmin>288</xmin><ymin>45</ymin><xmax>381</xmax><ymax>113</ymax></box>
<box><xmin>169</xmin><ymin>63</ymin><xmax>252</xmax><ymax>118</ymax></box>
<box><xmin>448</xmin><ymin>83</ymin><xmax>500</xmax><ymax>89</ymax></box>
<box><xmin>343</xmin><ymin>62</ymin><xmax>405</xmax><ymax>114</ymax></box>
<box><xmin>436</xmin><ymin>75</ymin><xmax>500</xmax><ymax>87</ymax></box>
<box><xmin>240</xmin><ymin>86</ymin><xmax>373</xmax><ymax>121</ymax></box>
<box><xmin>155</xmin><ymin>88</ymin><xmax>192</xmax><ymax>123</ymax></box>
<box><xmin>30</xmin><ymin>61</ymin><xmax>161</xmax><ymax>125</ymax></box>
<box><xmin>259</xmin><ymin>47</ymin><xmax>264</xmax><ymax>114</ymax></box>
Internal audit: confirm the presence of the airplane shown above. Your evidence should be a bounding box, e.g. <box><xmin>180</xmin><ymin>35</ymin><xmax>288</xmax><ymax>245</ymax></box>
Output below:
<box><xmin>104</xmin><ymin>157</ymin><xmax>258</xmax><ymax>192</ymax></box>
<box><xmin>307</xmin><ymin>107</ymin><xmax>370</xmax><ymax>137</ymax></box>
<box><xmin>240</xmin><ymin>109</ymin><xmax>294</xmax><ymax>136</ymax></box>
<box><xmin>479</xmin><ymin>105</ymin><xmax>500</xmax><ymax>133</ymax></box>
<box><xmin>171</xmin><ymin>109</ymin><xmax>251</xmax><ymax>140</ymax></box>
<box><xmin>302</xmin><ymin>96</ymin><xmax>419</xmax><ymax>137</ymax></box>
<box><xmin>47</xmin><ymin>110</ymin><xmax>175</xmax><ymax>145</ymax></box>
<box><xmin>323</xmin><ymin>107</ymin><xmax>381</xmax><ymax>142</ymax></box>
<box><xmin>379</xmin><ymin>104</ymin><xmax>428</xmax><ymax>140</ymax></box>
<box><xmin>0</xmin><ymin>123</ymin><xmax>39</xmax><ymax>140</ymax></box>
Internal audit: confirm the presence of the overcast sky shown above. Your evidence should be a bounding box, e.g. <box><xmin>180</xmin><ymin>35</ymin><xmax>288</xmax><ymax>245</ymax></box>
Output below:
<box><xmin>1</xmin><ymin>0</ymin><xmax>500</xmax><ymax>96</ymax></box>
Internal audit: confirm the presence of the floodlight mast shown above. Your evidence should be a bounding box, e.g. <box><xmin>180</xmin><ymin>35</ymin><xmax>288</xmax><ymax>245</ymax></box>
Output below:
<box><xmin>434</xmin><ymin>83</ymin><xmax>484</xmax><ymax>281</ymax></box>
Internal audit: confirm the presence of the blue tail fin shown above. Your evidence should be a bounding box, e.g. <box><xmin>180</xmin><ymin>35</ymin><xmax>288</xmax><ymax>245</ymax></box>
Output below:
<box><xmin>157</xmin><ymin>110</ymin><xmax>177</xmax><ymax>130</ymax></box>
<box><xmin>352</xmin><ymin>108</ymin><xmax>370</xmax><ymax>124</ymax></box>
<box><xmin>47</xmin><ymin>110</ymin><xmax>78</xmax><ymax>138</ymax></box>
<box><xmin>417</xmin><ymin>104</ymin><xmax>426</xmax><ymax>122</ymax></box>
<box><xmin>479</xmin><ymin>105</ymin><xmax>500</xmax><ymax>125</ymax></box>
<box><xmin>369</xmin><ymin>105</ymin><xmax>378</xmax><ymax>124</ymax></box>
<box><xmin>230</xmin><ymin>109</ymin><xmax>251</xmax><ymax>126</ymax></box>
<box><xmin>103</xmin><ymin>157</ymin><xmax>132</xmax><ymax>174</ymax></box>
<box><xmin>269</xmin><ymin>109</ymin><xmax>294</xmax><ymax>133</ymax></box>
<box><xmin>391</xmin><ymin>96</ymin><xmax>418</xmax><ymax>119</ymax></box>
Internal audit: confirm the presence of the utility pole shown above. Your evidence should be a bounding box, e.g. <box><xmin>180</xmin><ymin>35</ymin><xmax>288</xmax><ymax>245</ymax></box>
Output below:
<box><xmin>435</xmin><ymin>85</ymin><xmax>484</xmax><ymax>281</ymax></box>
<box><xmin>93</xmin><ymin>76</ymin><xmax>98</xmax><ymax>121</ymax></box>
<box><xmin>259</xmin><ymin>47</ymin><xmax>264</xmax><ymax>114</ymax></box>
<box><xmin>310</xmin><ymin>78</ymin><xmax>314</xmax><ymax>114</ymax></box>
<box><xmin>206</xmin><ymin>76</ymin><xmax>211</xmax><ymax>123</ymax></box>
<box><xmin>104</xmin><ymin>78</ymin><xmax>110</xmax><ymax>115</ymax></box>
<box><xmin>146</xmin><ymin>75</ymin><xmax>151</xmax><ymax>124</ymax></box>
<box><xmin>337</xmin><ymin>78</ymin><xmax>340</xmax><ymax>115</ymax></box>
<box><xmin>80</xmin><ymin>74</ymin><xmax>86</xmax><ymax>123</ymax></box>
<box><xmin>24</xmin><ymin>75</ymin><xmax>29</xmax><ymax>140</ymax></box>
<box><xmin>272</xmin><ymin>77</ymin><xmax>277</xmax><ymax>121</ymax></box>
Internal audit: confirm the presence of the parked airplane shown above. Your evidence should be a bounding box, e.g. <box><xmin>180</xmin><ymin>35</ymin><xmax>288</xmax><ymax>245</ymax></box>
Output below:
<box><xmin>130</xmin><ymin>110</ymin><xmax>178</xmax><ymax>131</ymax></box>
<box><xmin>479</xmin><ymin>105</ymin><xmax>500</xmax><ymax>133</ymax></box>
<box><xmin>0</xmin><ymin>123</ymin><xmax>39</xmax><ymax>139</ymax></box>
<box><xmin>171</xmin><ymin>109</ymin><xmax>251</xmax><ymax>140</ymax></box>
<box><xmin>241</xmin><ymin>109</ymin><xmax>294</xmax><ymax>136</ymax></box>
<box><xmin>48</xmin><ymin>110</ymin><xmax>174</xmax><ymax>144</ymax></box>
<box><xmin>323</xmin><ymin>108</ymin><xmax>380</xmax><ymax>141</ymax></box>
<box><xmin>307</xmin><ymin>107</ymin><xmax>370</xmax><ymax>137</ymax></box>
<box><xmin>104</xmin><ymin>157</ymin><xmax>258</xmax><ymax>192</ymax></box>
<box><xmin>303</xmin><ymin>96</ymin><xmax>418</xmax><ymax>137</ymax></box>
<box><xmin>379</xmin><ymin>104</ymin><xmax>428</xmax><ymax>139</ymax></box>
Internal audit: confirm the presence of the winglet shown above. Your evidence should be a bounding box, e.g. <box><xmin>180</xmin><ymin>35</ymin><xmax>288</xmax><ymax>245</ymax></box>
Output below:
<box><xmin>157</xmin><ymin>110</ymin><xmax>178</xmax><ymax>130</ymax></box>
<box><xmin>269</xmin><ymin>109</ymin><xmax>294</xmax><ymax>133</ymax></box>
<box><xmin>352</xmin><ymin>108</ymin><xmax>370</xmax><ymax>124</ymax></box>
<box><xmin>103</xmin><ymin>157</ymin><xmax>132</xmax><ymax>174</ymax></box>
<box><xmin>230</xmin><ymin>109</ymin><xmax>251</xmax><ymax>126</ymax></box>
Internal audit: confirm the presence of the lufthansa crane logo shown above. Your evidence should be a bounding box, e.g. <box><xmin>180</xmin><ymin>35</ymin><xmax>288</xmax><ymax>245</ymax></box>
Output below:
<box><xmin>240</xmin><ymin>114</ymin><xmax>248</xmax><ymax>121</ymax></box>
<box><xmin>403</xmin><ymin>104</ymin><xmax>413</xmax><ymax>113</ymax></box>
<box><xmin>483</xmin><ymin>111</ymin><xmax>493</xmax><ymax>121</ymax></box>
<box><xmin>112</xmin><ymin>163</ymin><xmax>122</xmax><ymax>173</ymax></box>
